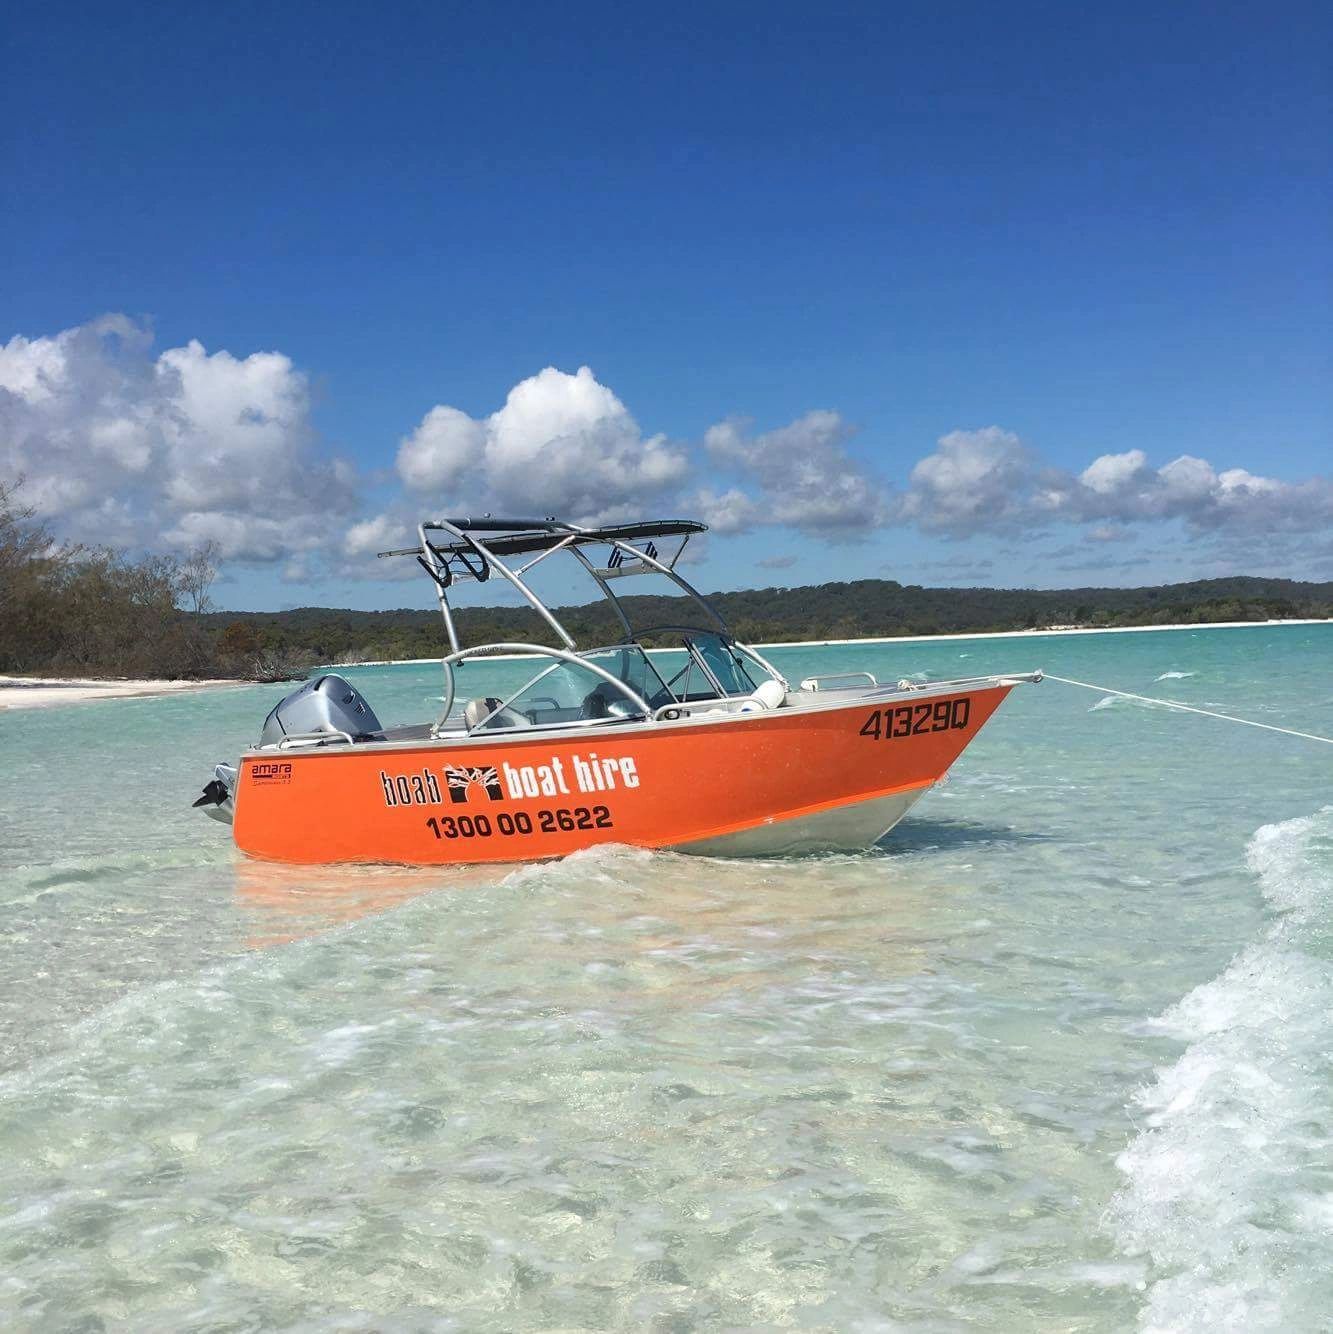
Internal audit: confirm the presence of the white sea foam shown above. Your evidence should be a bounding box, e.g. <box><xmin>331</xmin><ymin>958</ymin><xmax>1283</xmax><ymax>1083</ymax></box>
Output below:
<box><xmin>1154</xmin><ymin>670</ymin><xmax>1197</xmax><ymax>681</ymax></box>
<box><xmin>1111</xmin><ymin>807</ymin><xmax>1333</xmax><ymax>1332</ymax></box>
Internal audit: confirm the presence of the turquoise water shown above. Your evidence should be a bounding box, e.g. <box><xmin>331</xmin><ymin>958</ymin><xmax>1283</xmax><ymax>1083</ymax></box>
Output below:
<box><xmin>1</xmin><ymin>624</ymin><xmax>1330</xmax><ymax>1331</ymax></box>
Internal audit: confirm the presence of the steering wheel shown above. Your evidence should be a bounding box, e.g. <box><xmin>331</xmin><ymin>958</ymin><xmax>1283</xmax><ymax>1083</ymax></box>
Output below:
<box><xmin>580</xmin><ymin>687</ymin><xmax>612</xmax><ymax>719</ymax></box>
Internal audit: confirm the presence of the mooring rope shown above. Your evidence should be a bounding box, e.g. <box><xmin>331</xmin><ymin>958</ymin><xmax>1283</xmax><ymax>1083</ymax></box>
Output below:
<box><xmin>1042</xmin><ymin>674</ymin><xmax>1333</xmax><ymax>747</ymax></box>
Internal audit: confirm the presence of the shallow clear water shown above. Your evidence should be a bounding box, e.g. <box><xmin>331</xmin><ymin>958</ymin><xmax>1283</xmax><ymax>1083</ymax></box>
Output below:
<box><xmin>1</xmin><ymin>625</ymin><xmax>1330</xmax><ymax>1331</ymax></box>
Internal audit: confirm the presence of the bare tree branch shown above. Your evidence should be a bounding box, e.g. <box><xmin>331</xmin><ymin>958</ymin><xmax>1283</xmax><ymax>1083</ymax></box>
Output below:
<box><xmin>177</xmin><ymin>540</ymin><xmax>221</xmax><ymax>616</ymax></box>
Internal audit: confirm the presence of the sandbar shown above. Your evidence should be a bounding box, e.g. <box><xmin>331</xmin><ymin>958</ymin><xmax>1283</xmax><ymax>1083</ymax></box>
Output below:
<box><xmin>0</xmin><ymin>676</ymin><xmax>239</xmax><ymax>711</ymax></box>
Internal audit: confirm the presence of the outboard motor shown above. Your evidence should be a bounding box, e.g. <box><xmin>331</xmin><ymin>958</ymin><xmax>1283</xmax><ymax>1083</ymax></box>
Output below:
<box><xmin>259</xmin><ymin>674</ymin><xmax>383</xmax><ymax>746</ymax></box>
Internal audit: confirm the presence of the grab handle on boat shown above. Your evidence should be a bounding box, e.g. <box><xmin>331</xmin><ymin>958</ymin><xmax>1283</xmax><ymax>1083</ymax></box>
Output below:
<box><xmin>653</xmin><ymin>697</ymin><xmax>757</xmax><ymax>721</ymax></box>
<box><xmin>798</xmin><ymin>671</ymin><xmax>878</xmax><ymax>691</ymax></box>
<box><xmin>276</xmin><ymin>729</ymin><xmax>356</xmax><ymax>748</ymax></box>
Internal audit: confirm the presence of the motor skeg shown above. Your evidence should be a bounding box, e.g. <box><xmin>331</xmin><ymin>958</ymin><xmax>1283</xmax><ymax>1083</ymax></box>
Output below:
<box><xmin>259</xmin><ymin>674</ymin><xmax>383</xmax><ymax>745</ymax></box>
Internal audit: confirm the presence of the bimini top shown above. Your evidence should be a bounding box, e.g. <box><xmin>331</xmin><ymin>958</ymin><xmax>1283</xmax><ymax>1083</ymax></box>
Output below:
<box><xmin>377</xmin><ymin>515</ymin><xmax>718</xmax><ymax>654</ymax></box>
<box><xmin>382</xmin><ymin>517</ymin><xmax>706</xmax><ymax>562</ymax></box>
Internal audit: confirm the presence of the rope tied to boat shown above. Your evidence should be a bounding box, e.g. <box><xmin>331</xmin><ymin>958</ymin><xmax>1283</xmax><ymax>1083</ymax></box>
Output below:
<box><xmin>1043</xmin><ymin>673</ymin><xmax>1333</xmax><ymax>747</ymax></box>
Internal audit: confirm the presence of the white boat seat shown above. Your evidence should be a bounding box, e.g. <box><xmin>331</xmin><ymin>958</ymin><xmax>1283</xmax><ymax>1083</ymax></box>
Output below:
<box><xmin>737</xmin><ymin>679</ymin><xmax>787</xmax><ymax>712</ymax></box>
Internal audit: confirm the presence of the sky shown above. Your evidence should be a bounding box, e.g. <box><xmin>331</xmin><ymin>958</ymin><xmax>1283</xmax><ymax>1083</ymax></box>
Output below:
<box><xmin>2</xmin><ymin>1</ymin><xmax>1329</xmax><ymax>611</ymax></box>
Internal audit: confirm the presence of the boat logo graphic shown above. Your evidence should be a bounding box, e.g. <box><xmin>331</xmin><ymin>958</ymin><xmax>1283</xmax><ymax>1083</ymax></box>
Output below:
<box><xmin>444</xmin><ymin>765</ymin><xmax>504</xmax><ymax>804</ymax></box>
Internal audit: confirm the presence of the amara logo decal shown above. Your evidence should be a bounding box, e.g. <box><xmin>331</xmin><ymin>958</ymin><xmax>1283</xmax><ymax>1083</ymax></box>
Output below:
<box><xmin>444</xmin><ymin>765</ymin><xmax>503</xmax><ymax>804</ymax></box>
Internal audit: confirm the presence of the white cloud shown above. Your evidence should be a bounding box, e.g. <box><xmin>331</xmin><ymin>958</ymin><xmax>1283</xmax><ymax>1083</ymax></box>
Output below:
<box><xmin>700</xmin><ymin>410</ymin><xmax>889</xmax><ymax>537</ymax></box>
<box><xmin>344</xmin><ymin>513</ymin><xmax>412</xmax><ymax>558</ymax></box>
<box><xmin>397</xmin><ymin>407</ymin><xmax>487</xmax><ymax>493</ymax></box>
<box><xmin>0</xmin><ymin>315</ymin><xmax>162</xmax><ymax>518</ymax></box>
<box><xmin>896</xmin><ymin>427</ymin><xmax>1333</xmax><ymax>542</ymax></box>
<box><xmin>0</xmin><ymin>315</ymin><xmax>355</xmax><ymax>563</ymax></box>
<box><xmin>1069</xmin><ymin>451</ymin><xmax>1333</xmax><ymax>532</ymax></box>
<box><xmin>6</xmin><ymin>316</ymin><xmax>1327</xmax><ymax>595</ymax></box>
<box><xmin>396</xmin><ymin>366</ymin><xmax>689</xmax><ymax>523</ymax></box>
<box><xmin>896</xmin><ymin>426</ymin><xmax>1038</xmax><ymax>536</ymax></box>
<box><xmin>1078</xmin><ymin>449</ymin><xmax>1151</xmax><ymax>495</ymax></box>
<box><xmin>695</xmin><ymin>486</ymin><xmax>762</xmax><ymax>535</ymax></box>
<box><xmin>336</xmin><ymin>512</ymin><xmax>421</xmax><ymax>581</ymax></box>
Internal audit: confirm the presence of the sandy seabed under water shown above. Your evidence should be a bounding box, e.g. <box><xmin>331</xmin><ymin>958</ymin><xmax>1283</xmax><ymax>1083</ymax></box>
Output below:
<box><xmin>0</xmin><ymin>622</ymin><xmax>1330</xmax><ymax>1330</ymax></box>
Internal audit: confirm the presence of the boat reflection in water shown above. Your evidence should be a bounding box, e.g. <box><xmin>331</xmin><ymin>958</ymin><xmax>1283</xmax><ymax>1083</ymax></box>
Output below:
<box><xmin>230</xmin><ymin>833</ymin><xmax>980</xmax><ymax>1002</ymax></box>
<box><xmin>231</xmin><ymin>859</ymin><xmax>505</xmax><ymax>949</ymax></box>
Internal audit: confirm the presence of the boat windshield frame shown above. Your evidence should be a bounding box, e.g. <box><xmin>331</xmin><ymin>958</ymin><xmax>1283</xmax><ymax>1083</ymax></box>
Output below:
<box><xmin>434</xmin><ymin>631</ymin><xmax>785</xmax><ymax>738</ymax></box>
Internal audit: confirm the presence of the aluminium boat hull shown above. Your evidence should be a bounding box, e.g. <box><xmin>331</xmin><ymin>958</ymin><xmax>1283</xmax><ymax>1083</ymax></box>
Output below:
<box><xmin>231</xmin><ymin>682</ymin><xmax>1012</xmax><ymax>865</ymax></box>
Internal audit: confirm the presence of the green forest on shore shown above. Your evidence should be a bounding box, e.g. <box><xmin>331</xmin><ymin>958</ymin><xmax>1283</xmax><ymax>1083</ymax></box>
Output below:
<box><xmin>203</xmin><ymin>575</ymin><xmax>1333</xmax><ymax>670</ymax></box>
<box><xmin>3</xmin><ymin>480</ymin><xmax>1330</xmax><ymax>679</ymax></box>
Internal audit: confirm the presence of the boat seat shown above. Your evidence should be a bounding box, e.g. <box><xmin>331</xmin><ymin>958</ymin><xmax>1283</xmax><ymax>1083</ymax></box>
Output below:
<box><xmin>738</xmin><ymin>679</ymin><xmax>787</xmax><ymax>712</ymax></box>
<box><xmin>463</xmin><ymin>696</ymin><xmax>529</xmax><ymax>730</ymax></box>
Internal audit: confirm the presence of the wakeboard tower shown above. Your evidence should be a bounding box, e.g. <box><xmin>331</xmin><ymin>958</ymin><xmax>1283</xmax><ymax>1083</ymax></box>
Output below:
<box><xmin>194</xmin><ymin>516</ymin><xmax>1040</xmax><ymax>864</ymax></box>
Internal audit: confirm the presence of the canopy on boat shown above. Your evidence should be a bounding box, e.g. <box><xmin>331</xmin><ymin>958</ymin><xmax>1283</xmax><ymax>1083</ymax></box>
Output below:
<box><xmin>378</xmin><ymin>517</ymin><xmax>706</xmax><ymax>562</ymax></box>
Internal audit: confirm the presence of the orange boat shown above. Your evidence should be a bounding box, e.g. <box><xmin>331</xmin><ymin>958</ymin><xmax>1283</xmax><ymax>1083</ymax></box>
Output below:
<box><xmin>195</xmin><ymin>516</ymin><xmax>1040</xmax><ymax>864</ymax></box>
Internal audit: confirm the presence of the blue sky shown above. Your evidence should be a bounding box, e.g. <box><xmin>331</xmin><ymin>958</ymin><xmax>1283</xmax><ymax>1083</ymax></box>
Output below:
<box><xmin>2</xmin><ymin>1</ymin><xmax>1329</xmax><ymax>611</ymax></box>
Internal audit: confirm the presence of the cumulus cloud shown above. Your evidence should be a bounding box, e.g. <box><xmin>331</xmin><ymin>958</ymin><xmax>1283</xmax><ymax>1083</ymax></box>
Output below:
<box><xmin>895</xmin><ymin>427</ymin><xmax>1044</xmax><ymax>536</ymax></box>
<box><xmin>694</xmin><ymin>486</ymin><xmax>762</xmax><ymax>535</ymax></box>
<box><xmin>396</xmin><ymin>366</ymin><xmax>688</xmax><ymax>523</ymax></box>
<box><xmin>344</xmin><ymin>513</ymin><xmax>412</xmax><ymax>558</ymax></box>
<box><xmin>1078</xmin><ymin>449</ymin><xmax>1152</xmax><ymax>496</ymax></box>
<box><xmin>757</xmin><ymin>553</ymin><xmax>798</xmax><ymax>570</ymax></box>
<box><xmin>0</xmin><ymin>315</ymin><xmax>355</xmax><ymax>562</ymax></box>
<box><xmin>1064</xmin><ymin>452</ymin><xmax>1333</xmax><ymax>533</ymax></box>
<box><xmin>897</xmin><ymin>427</ymin><xmax>1333</xmax><ymax>540</ymax></box>
<box><xmin>7</xmin><ymin>315</ymin><xmax>1326</xmax><ymax>594</ymax></box>
<box><xmin>336</xmin><ymin>512</ymin><xmax>421</xmax><ymax>581</ymax></box>
<box><xmin>700</xmin><ymin>410</ymin><xmax>889</xmax><ymax>537</ymax></box>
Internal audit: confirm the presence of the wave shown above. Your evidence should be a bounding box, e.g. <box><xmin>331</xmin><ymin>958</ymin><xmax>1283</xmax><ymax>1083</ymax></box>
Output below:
<box><xmin>1154</xmin><ymin>671</ymin><xmax>1196</xmax><ymax>681</ymax></box>
<box><xmin>1111</xmin><ymin>807</ymin><xmax>1333</xmax><ymax>1331</ymax></box>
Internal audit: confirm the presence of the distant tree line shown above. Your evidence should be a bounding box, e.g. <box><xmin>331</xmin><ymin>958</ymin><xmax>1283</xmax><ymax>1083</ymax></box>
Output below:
<box><xmin>201</xmin><ymin>574</ymin><xmax>1333</xmax><ymax>668</ymax></box>
<box><xmin>3</xmin><ymin>478</ymin><xmax>1329</xmax><ymax>679</ymax></box>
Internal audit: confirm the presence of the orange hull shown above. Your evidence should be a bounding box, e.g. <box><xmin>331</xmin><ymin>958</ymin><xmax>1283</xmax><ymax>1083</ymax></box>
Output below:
<box><xmin>232</xmin><ymin>684</ymin><xmax>1012</xmax><ymax>865</ymax></box>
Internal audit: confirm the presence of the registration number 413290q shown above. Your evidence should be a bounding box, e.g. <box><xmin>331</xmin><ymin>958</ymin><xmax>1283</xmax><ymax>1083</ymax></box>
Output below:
<box><xmin>859</xmin><ymin>697</ymin><xmax>971</xmax><ymax>741</ymax></box>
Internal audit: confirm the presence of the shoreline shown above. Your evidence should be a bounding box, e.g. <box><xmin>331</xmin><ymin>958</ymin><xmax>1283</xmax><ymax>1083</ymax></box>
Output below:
<box><xmin>5</xmin><ymin>619</ymin><xmax>1325</xmax><ymax>706</ymax></box>
<box><xmin>329</xmin><ymin>617</ymin><xmax>1331</xmax><ymax>667</ymax></box>
<box><xmin>0</xmin><ymin>676</ymin><xmax>242</xmax><ymax>712</ymax></box>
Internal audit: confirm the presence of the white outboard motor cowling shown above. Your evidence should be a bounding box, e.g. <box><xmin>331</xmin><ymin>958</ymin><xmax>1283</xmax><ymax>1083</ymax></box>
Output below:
<box><xmin>259</xmin><ymin>674</ymin><xmax>383</xmax><ymax>746</ymax></box>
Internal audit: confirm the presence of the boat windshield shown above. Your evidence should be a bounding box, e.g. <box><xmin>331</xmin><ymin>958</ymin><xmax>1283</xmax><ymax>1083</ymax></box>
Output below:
<box><xmin>470</xmin><ymin>646</ymin><xmax>672</xmax><ymax>731</ymax></box>
<box><xmin>466</xmin><ymin>633</ymin><xmax>770</xmax><ymax>732</ymax></box>
<box><xmin>652</xmin><ymin>631</ymin><xmax>760</xmax><ymax>702</ymax></box>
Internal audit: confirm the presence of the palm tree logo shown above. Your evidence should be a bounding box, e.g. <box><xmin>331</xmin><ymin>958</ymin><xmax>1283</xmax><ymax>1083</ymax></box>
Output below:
<box><xmin>444</xmin><ymin>765</ymin><xmax>503</xmax><ymax>804</ymax></box>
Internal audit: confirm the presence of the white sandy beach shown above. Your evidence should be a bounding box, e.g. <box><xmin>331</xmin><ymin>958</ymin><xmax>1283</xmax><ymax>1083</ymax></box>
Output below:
<box><xmin>0</xmin><ymin>676</ymin><xmax>240</xmax><ymax>711</ymax></box>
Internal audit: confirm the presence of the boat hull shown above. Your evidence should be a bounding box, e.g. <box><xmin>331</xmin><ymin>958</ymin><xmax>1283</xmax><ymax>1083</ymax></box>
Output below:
<box><xmin>231</xmin><ymin>684</ymin><xmax>1012</xmax><ymax>865</ymax></box>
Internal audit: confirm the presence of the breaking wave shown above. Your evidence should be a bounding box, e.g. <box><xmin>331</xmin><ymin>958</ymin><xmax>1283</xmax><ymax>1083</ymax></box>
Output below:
<box><xmin>1111</xmin><ymin>808</ymin><xmax>1333</xmax><ymax>1331</ymax></box>
<box><xmin>1154</xmin><ymin>671</ymin><xmax>1197</xmax><ymax>681</ymax></box>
